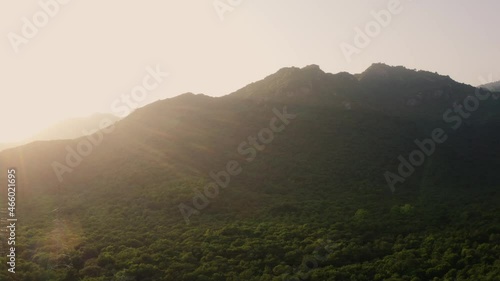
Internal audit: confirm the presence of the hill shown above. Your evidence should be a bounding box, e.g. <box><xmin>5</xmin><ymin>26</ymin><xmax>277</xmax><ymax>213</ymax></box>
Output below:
<box><xmin>0</xmin><ymin>64</ymin><xmax>498</xmax><ymax>280</ymax></box>
<box><xmin>29</xmin><ymin>113</ymin><xmax>121</xmax><ymax>141</ymax></box>
<box><xmin>0</xmin><ymin>113</ymin><xmax>120</xmax><ymax>152</ymax></box>
<box><xmin>481</xmin><ymin>80</ymin><xmax>500</xmax><ymax>92</ymax></box>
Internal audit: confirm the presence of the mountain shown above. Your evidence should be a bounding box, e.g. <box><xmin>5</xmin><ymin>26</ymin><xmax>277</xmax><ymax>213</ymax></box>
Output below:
<box><xmin>0</xmin><ymin>113</ymin><xmax>120</xmax><ymax>152</ymax></box>
<box><xmin>0</xmin><ymin>142</ymin><xmax>20</xmax><ymax>152</ymax></box>
<box><xmin>227</xmin><ymin>63</ymin><xmax>478</xmax><ymax>118</ymax></box>
<box><xmin>29</xmin><ymin>113</ymin><xmax>121</xmax><ymax>141</ymax></box>
<box><xmin>481</xmin><ymin>80</ymin><xmax>500</xmax><ymax>92</ymax></box>
<box><xmin>0</xmin><ymin>64</ymin><xmax>498</xmax><ymax>280</ymax></box>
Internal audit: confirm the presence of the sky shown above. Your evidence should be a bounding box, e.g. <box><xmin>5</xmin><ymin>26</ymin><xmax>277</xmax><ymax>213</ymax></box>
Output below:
<box><xmin>1</xmin><ymin>0</ymin><xmax>499</xmax><ymax>143</ymax></box>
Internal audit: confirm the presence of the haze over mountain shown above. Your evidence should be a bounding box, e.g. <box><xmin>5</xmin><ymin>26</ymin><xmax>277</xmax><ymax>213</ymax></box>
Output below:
<box><xmin>0</xmin><ymin>113</ymin><xmax>120</xmax><ymax>152</ymax></box>
<box><xmin>0</xmin><ymin>143</ymin><xmax>20</xmax><ymax>153</ymax></box>
<box><xmin>0</xmin><ymin>64</ymin><xmax>499</xmax><ymax>280</ymax></box>
<box><xmin>481</xmin><ymin>80</ymin><xmax>500</xmax><ymax>92</ymax></box>
<box><xmin>29</xmin><ymin>113</ymin><xmax>121</xmax><ymax>141</ymax></box>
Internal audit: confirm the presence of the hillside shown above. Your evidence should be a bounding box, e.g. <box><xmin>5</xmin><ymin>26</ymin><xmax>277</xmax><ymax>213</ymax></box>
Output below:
<box><xmin>29</xmin><ymin>113</ymin><xmax>121</xmax><ymax>141</ymax></box>
<box><xmin>0</xmin><ymin>142</ymin><xmax>21</xmax><ymax>153</ymax></box>
<box><xmin>0</xmin><ymin>114</ymin><xmax>120</xmax><ymax>153</ymax></box>
<box><xmin>0</xmin><ymin>64</ymin><xmax>499</xmax><ymax>281</ymax></box>
<box><xmin>481</xmin><ymin>80</ymin><xmax>500</xmax><ymax>92</ymax></box>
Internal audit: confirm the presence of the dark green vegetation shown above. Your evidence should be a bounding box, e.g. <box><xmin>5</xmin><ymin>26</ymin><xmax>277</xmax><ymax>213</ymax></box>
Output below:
<box><xmin>1</xmin><ymin>64</ymin><xmax>499</xmax><ymax>280</ymax></box>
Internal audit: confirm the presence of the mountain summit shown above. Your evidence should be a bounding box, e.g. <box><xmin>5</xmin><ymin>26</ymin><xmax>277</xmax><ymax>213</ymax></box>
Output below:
<box><xmin>227</xmin><ymin>64</ymin><xmax>482</xmax><ymax>118</ymax></box>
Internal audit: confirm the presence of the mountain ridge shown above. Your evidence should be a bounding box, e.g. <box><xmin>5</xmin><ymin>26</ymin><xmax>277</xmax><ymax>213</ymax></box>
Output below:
<box><xmin>1</xmin><ymin>63</ymin><xmax>498</xmax><ymax>194</ymax></box>
<box><xmin>0</xmin><ymin>63</ymin><xmax>499</xmax><ymax>280</ymax></box>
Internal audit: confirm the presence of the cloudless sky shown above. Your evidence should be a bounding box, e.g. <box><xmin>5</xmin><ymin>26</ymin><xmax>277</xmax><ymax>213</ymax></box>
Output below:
<box><xmin>1</xmin><ymin>0</ymin><xmax>499</xmax><ymax>142</ymax></box>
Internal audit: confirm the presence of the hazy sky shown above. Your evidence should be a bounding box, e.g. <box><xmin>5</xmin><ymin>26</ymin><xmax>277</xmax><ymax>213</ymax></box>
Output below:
<box><xmin>1</xmin><ymin>0</ymin><xmax>499</xmax><ymax>142</ymax></box>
